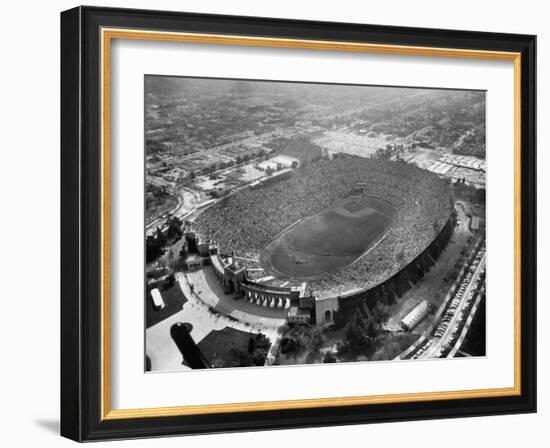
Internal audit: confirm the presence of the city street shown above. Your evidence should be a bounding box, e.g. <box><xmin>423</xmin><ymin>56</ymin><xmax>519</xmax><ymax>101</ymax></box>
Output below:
<box><xmin>418</xmin><ymin>252</ymin><xmax>486</xmax><ymax>359</ymax></box>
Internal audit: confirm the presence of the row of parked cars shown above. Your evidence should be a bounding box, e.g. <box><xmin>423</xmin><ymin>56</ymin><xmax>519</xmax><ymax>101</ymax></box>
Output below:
<box><xmin>410</xmin><ymin>339</ymin><xmax>432</xmax><ymax>359</ymax></box>
<box><xmin>431</xmin><ymin>242</ymin><xmax>486</xmax><ymax>356</ymax></box>
<box><xmin>407</xmin><ymin>240</ymin><xmax>486</xmax><ymax>361</ymax></box>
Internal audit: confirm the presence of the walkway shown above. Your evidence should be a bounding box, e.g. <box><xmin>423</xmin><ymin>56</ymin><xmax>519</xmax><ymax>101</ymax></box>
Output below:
<box><xmin>146</xmin><ymin>269</ymin><xmax>284</xmax><ymax>372</ymax></box>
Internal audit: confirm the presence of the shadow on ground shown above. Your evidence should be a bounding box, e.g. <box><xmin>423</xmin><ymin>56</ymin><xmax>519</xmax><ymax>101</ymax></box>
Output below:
<box><xmin>34</xmin><ymin>419</ymin><xmax>59</xmax><ymax>435</ymax></box>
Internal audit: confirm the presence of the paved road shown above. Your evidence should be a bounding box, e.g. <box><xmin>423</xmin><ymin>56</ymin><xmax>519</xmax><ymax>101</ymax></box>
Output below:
<box><xmin>419</xmin><ymin>253</ymin><xmax>486</xmax><ymax>359</ymax></box>
<box><xmin>146</xmin><ymin>187</ymin><xmax>204</xmax><ymax>236</ymax></box>
<box><xmin>183</xmin><ymin>268</ymin><xmax>287</xmax><ymax>328</ymax></box>
<box><xmin>386</xmin><ymin>203</ymin><xmax>471</xmax><ymax>333</ymax></box>
<box><xmin>447</xmin><ymin>287</ymin><xmax>484</xmax><ymax>358</ymax></box>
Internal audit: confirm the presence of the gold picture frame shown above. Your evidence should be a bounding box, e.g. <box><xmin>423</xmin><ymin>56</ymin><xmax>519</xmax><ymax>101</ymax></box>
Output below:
<box><xmin>61</xmin><ymin>6</ymin><xmax>536</xmax><ymax>441</ymax></box>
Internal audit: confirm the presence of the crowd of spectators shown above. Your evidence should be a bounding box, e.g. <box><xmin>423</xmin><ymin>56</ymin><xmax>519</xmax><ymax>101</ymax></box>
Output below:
<box><xmin>194</xmin><ymin>156</ymin><xmax>452</xmax><ymax>297</ymax></box>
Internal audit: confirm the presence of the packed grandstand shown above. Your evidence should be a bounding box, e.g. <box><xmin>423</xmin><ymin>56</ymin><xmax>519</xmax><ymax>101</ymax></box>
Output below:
<box><xmin>194</xmin><ymin>156</ymin><xmax>452</xmax><ymax>298</ymax></box>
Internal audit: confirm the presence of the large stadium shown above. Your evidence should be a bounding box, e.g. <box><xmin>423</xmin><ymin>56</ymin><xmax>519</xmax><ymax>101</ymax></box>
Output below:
<box><xmin>194</xmin><ymin>156</ymin><xmax>454</xmax><ymax>304</ymax></box>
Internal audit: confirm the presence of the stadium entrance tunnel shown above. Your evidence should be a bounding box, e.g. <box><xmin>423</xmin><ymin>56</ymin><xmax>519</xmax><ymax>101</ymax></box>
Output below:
<box><xmin>260</xmin><ymin>195</ymin><xmax>396</xmax><ymax>279</ymax></box>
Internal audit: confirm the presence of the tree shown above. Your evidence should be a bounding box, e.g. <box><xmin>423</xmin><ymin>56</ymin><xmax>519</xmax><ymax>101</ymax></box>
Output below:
<box><xmin>166</xmin><ymin>215</ymin><xmax>183</xmax><ymax>242</ymax></box>
<box><xmin>238</xmin><ymin>333</ymin><xmax>271</xmax><ymax>366</ymax></box>
<box><xmin>165</xmin><ymin>273</ymin><xmax>176</xmax><ymax>289</ymax></box>
<box><xmin>146</xmin><ymin>235</ymin><xmax>164</xmax><ymax>263</ymax></box>
<box><xmin>252</xmin><ymin>334</ymin><xmax>271</xmax><ymax>365</ymax></box>
<box><xmin>185</xmin><ymin>233</ymin><xmax>198</xmax><ymax>253</ymax></box>
<box><xmin>155</xmin><ymin>226</ymin><xmax>167</xmax><ymax>247</ymax></box>
<box><xmin>336</xmin><ymin>340</ymin><xmax>350</xmax><ymax>356</ymax></box>
<box><xmin>179</xmin><ymin>244</ymin><xmax>187</xmax><ymax>259</ymax></box>
<box><xmin>372</xmin><ymin>302</ymin><xmax>390</xmax><ymax>326</ymax></box>
<box><xmin>280</xmin><ymin>337</ymin><xmax>298</xmax><ymax>354</ymax></box>
<box><xmin>248</xmin><ymin>337</ymin><xmax>257</xmax><ymax>354</ymax></box>
<box><xmin>475</xmin><ymin>188</ymin><xmax>486</xmax><ymax>204</ymax></box>
<box><xmin>344</xmin><ymin>310</ymin><xmax>374</xmax><ymax>352</ymax></box>
<box><xmin>277</xmin><ymin>323</ymin><xmax>290</xmax><ymax>335</ymax></box>
<box><xmin>305</xmin><ymin>327</ymin><xmax>324</xmax><ymax>351</ymax></box>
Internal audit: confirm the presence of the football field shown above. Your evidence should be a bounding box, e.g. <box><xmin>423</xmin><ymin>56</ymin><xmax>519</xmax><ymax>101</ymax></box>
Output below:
<box><xmin>260</xmin><ymin>195</ymin><xmax>396</xmax><ymax>278</ymax></box>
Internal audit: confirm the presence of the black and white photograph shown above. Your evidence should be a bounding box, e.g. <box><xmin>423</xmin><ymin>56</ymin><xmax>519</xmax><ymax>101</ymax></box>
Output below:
<box><xmin>0</xmin><ymin>0</ymin><xmax>543</xmax><ymax>444</ymax></box>
<box><xmin>144</xmin><ymin>76</ymin><xmax>487</xmax><ymax>371</ymax></box>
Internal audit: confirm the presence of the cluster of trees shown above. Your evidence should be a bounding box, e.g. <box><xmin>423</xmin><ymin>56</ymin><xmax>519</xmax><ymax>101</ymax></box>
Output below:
<box><xmin>146</xmin><ymin>228</ymin><xmax>166</xmax><ymax>263</ymax></box>
<box><xmin>264</xmin><ymin>162</ymin><xmax>286</xmax><ymax>176</ymax></box>
<box><xmin>277</xmin><ymin>136</ymin><xmax>324</xmax><ymax>164</ymax></box>
<box><xmin>273</xmin><ymin>302</ymin><xmax>391</xmax><ymax>365</ymax></box>
<box><xmin>374</xmin><ymin>143</ymin><xmax>417</xmax><ymax>161</ymax></box>
<box><xmin>164</xmin><ymin>273</ymin><xmax>176</xmax><ymax>290</ymax></box>
<box><xmin>338</xmin><ymin>310</ymin><xmax>377</xmax><ymax>355</ymax></box>
<box><xmin>229</xmin><ymin>333</ymin><xmax>271</xmax><ymax>367</ymax></box>
<box><xmin>374</xmin><ymin>147</ymin><xmax>393</xmax><ymax>160</ymax></box>
<box><xmin>272</xmin><ymin>323</ymin><xmax>329</xmax><ymax>365</ymax></box>
<box><xmin>453</xmin><ymin>181</ymin><xmax>486</xmax><ymax>205</ymax></box>
<box><xmin>146</xmin><ymin>215</ymin><xmax>184</xmax><ymax>263</ymax></box>
<box><xmin>278</xmin><ymin>324</ymin><xmax>324</xmax><ymax>356</ymax></box>
<box><xmin>181</xmin><ymin>230</ymin><xmax>198</xmax><ymax>258</ymax></box>
<box><xmin>337</xmin><ymin>301</ymin><xmax>390</xmax><ymax>358</ymax></box>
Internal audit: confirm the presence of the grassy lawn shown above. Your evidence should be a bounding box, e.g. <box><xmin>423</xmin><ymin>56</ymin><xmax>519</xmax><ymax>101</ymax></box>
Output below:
<box><xmin>146</xmin><ymin>280</ymin><xmax>188</xmax><ymax>328</ymax></box>
<box><xmin>198</xmin><ymin>327</ymin><xmax>271</xmax><ymax>368</ymax></box>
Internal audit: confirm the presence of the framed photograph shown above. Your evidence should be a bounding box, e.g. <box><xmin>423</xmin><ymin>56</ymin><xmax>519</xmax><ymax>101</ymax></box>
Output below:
<box><xmin>60</xmin><ymin>6</ymin><xmax>536</xmax><ymax>441</ymax></box>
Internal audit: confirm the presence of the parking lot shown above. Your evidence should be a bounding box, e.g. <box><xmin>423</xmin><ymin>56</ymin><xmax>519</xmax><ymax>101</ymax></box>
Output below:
<box><xmin>413</xmin><ymin>241</ymin><xmax>486</xmax><ymax>359</ymax></box>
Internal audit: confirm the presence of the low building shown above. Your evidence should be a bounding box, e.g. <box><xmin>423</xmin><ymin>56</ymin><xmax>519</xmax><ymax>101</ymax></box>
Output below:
<box><xmin>288</xmin><ymin>306</ymin><xmax>311</xmax><ymax>324</ymax></box>
<box><xmin>197</xmin><ymin>238</ymin><xmax>213</xmax><ymax>257</ymax></box>
<box><xmin>470</xmin><ymin>215</ymin><xmax>480</xmax><ymax>232</ymax></box>
<box><xmin>400</xmin><ymin>300</ymin><xmax>432</xmax><ymax>331</ymax></box>
<box><xmin>314</xmin><ymin>295</ymin><xmax>339</xmax><ymax>326</ymax></box>
<box><xmin>184</xmin><ymin>255</ymin><xmax>207</xmax><ymax>271</ymax></box>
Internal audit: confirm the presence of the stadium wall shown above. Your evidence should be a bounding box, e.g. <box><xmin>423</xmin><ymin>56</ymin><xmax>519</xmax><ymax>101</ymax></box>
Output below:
<box><xmin>209</xmin><ymin>252</ymin><xmax>300</xmax><ymax>308</ymax></box>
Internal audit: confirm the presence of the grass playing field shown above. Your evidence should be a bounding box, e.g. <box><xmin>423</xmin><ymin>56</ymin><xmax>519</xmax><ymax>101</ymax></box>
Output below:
<box><xmin>260</xmin><ymin>195</ymin><xmax>396</xmax><ymax>279</ymax></box>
